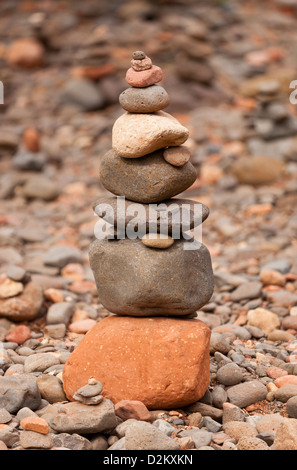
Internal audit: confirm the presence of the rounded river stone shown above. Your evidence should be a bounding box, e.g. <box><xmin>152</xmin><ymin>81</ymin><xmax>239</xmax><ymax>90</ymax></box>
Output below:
<box><xmin>99</xmin><ymin>149</ymin><xmax>197</xmax><ymax>204</ymax></box>
<box><xmin>119</xmin><ymin>85</ymin><xmax>169</xmax><ymax>113</ymax></box>
<box><xmin>89</xmin><ymin>236</ymin><xmax>214</xmax><ymax>316</ymax></box>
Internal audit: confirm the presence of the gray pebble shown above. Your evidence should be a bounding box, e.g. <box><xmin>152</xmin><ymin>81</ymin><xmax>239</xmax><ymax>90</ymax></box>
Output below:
<box><xmin>0</xmin><ymin>408</ymin><xmax>12</xmax><ymax>424</ymax></box>
<box><xmin>16</xmin><ymin>407</ymin><xmax>38</xmax><ymax>422</ymax></box>
<box><xmin>108</xmin><ymin>436</ymin><xmax>126</xmax><ymax>450</ymax></box>
<box><xmin>227</xmin><ymin>380</ymin><xmax>268</xmax><ymax>408</ymax></box>
<box><xmin>210</xmin><ymin>332</ymin><xmax>232</xmax><ymax>355</ymax></box>
<box><xmin>90</xmin><ymin>434</ymin><xmax>109</xmax><ymax>450</ymax></box>
<box><xmin>46</xmin><ymin>302</ymin><xmax>75</xmax><ymax>325</ymax></box>
<box><xmin>17</xmin><ymin>347</ymin><xmax>35</xmax><ymax>357</ymax></box>
<box><xmin>119</xmin><ymin>85</ymin><xmax>169</xmax><ymax>113</ymax></box>
<box><xmin>202</xmin><ymin>416</ymin><xmax>222</xmax><ymax>433</ymax></box>
<box><xmin>114</xmin><ymin>419</ymin><xmax>138</xmax><ymax>438</ymax></box>
<box><xmin>153</xmin><ymin>419</ymin><xmax>175</xmax><ymax>436</ymax></box>
<box><xmin>216</xmin><ymin>362</ymin><xmax>243</xmax><ymax>386</ymax></box>
<box><xmin>230</xmin><ymin>281</ymin><xmax>262</xmax><ymax>302</ymax></box>
<box><xmin>256</xmin><ymin>432</ymin><xmax>274</xmax><ymax>446</ymax></box>
<box><xmin>12</xmin><ymin>150</ymin><xmax>46</xmax><ymax>172</ymax></box>
<box><xmin>132</xmin><ymin>51</ymin><xmax>146</xmax><ymax>60</ymax></box>
<box><xmin>24</xmin><ymin>353</ymin><xmax>60</xmax><ymax>373</ymax></box>
<box><xmin>44</xmin><ymin>323</ymin><xmax>66</xmax><ymax>339</ymax></box>
<box><xmin>222</xmin><ymin>406</ymin><xmax>245</xmax><ymax>424</ymax></box>
<box><xmin>22</xmin><ymin>176</ymin><xmax>60</xmax><ymax>201</ymax></box>
<box><xmin>261</xmin><ymin>260</ymin><xmax>291</xmax><ymax>274</ymax></box>
<box><xmin>287</xmin><ymin>396</ymin><xmax>297</xmax><ymax>418</ymax></box>
<box><xmin>125</xmin><ymin>421</ymin><xmax>179</xmax><ymax>451</ymax></box>
<box><xmin>179</xmin><ymin>429</ymin><xmax>212</xmax><ymax>449</ymax></box>
<box><xmin>6</xmin><ymin>265</ymin><xmax>26</xmax><ymax>282</ymax></box>
<box><xmin>212</xmin><ymin>385</ymin><xmax>228</xmax><ymax>409</ymax></box>
<box><xmin>43</xmin><ymin>246</ymin><xmax>83</xmax><ymax>268</ymax></box>
<box><xmin>275</xmin><ymin>385</ymin><xmax>297</xmax><ymax>403</ymax></box>
<box><xmin>53</xmin><ymin>433</ymin><xmax>93</xmax><ymax>451</ymax></box>
<box><xmin>60</xmin><ymin>78</ymin><xmax>106</xmax><ymax>111</ymax></box>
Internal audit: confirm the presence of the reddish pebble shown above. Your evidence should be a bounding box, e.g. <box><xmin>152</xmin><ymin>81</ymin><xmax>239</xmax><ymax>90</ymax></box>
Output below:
<box><xmin>286</xmin><ymin>355</ymin><xmax>297</xmax><ymax>363</ymax></box>
<box><xmin>262</xmin><ymin>285</ymin><xmax>281</xmax><ymax>292</ymax></box>
<box><xmin>44</xmin><ymin>288</ymin><xmax>65</xmax><ymax>303</ymax></box>
<box><xmin>72</xmin><ymin>64</ymin><xmax>115</xmax><ymax>80</ymax></box>
<box><xmin>7</xmin><ymin>38</ymin><xmax>44</xmax><ymax>68</ymax></box>
<box><xmin>266</xmin><ymin>366</ymin><xmax>288</xmax><ymax>379</ymax></box>
<box><xmin>275</xmin><ymin>375</ymin><xmax>297</xmax><ymax>388</ymax></box>
<box><xmin>126</xmin><ymin>65</ymin><xmax>163</xmax><ymax>87</ymax></box>
<box><xmin>20</xmin><ymin>417</ymin><xmax>49</xmax><ymax>435</ymax></box>
<box><xmin>61</xmin><ymin>263</ymin><xmax>85</xmax><ymax>282</ymax></box>
<box><xmin>287</xmin><ymin>329</ymin><xmax>297</xmax><ymax>335</ymax></box>
<box><xmin>222</xmin><ymin>402</ymin><xmax>239</xmax><ymax>409</ymax></box>
<box><xmin>115</xmin><ymin>400</ymin><xmax>151</xmax><ymax>422</ymax></box>
<box><xmin>68</xmin><ymin>319</ymin><xmax>96</xmax><ymax>334</ymax></box>
<box><xmin>5</xmin><ymin>325</ymin><xmax>31</xmax><ymax>345</ymax></box>
<box><xmin>69</xmin><ymin>280</ymin><xmax>96</xmax><ymax>294</ymax></box>
<box><xmin>260</xmin><ymin>269</ymin><xmax>286</xmax><ymax>287</ymax></box>
<box><xmin>23</xmin><ymin>127</ymin><xmax>40</xmax><ymax>153</ymax></box>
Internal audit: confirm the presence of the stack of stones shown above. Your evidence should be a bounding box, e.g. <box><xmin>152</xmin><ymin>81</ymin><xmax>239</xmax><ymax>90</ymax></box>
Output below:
<box><xmin>63</xmin><ymin>52</ymin><xmax>214</xmax><ymax>410</ymax></box>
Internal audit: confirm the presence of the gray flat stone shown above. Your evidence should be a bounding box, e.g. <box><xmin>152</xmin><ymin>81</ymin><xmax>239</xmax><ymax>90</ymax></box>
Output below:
<box><xmin>49</xmin><ymin>400</ymin><xmax>117</xmax><ymax>434</ymax></box>
<box><xmin>125</xmin><ymin>421</ymin><xmax>179</xmax><ymax>450</ymax></box>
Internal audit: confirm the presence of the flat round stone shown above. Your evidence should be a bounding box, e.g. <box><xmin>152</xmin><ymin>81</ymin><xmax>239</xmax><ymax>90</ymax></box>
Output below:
<box><xmin>163</xmin><ymin>146</ymin><xmax>191</xmax><ymax>167</ymax></box>
<box><xmin>99</xmin><ymin>149</ymin><xmax>197</xmax><ymax>203</ymax></box>
<box><xmin>92</xmin><ymin>196</ymin><xmax>209</xmax><ymax>235</ymax></box>
<box><xmin>126</xmin><ymin>65</ymin><xmax>163</xmax><ymax>87</ymax></box>
<box><xmin>142</xmin><ymin>233</ymin><xmax>174</xmax><ymax>249</ymax></box>
<box><xmin>112</xmin><ymin>110</ymin><xmax>189</xmax><ymax>158</ymax></box>
<box><xmin>119</xmin><ymin>85</ymin><xmax>169</xmax><ymax>113</ymax></box>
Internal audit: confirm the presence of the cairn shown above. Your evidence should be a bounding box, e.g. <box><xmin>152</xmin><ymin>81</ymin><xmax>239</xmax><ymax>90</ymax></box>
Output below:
<box><xmin>63</xmin><ymin>52</ymin><xmax>214</xmax><ymax>410</ymax></box>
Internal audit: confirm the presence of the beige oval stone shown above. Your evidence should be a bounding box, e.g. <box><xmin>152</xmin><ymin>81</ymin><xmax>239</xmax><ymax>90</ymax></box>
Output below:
<box><xmin>142</xmin><ymin>233</ymin><xmax>174</xmax><ymax>249</ymax></box>
<box><xmin>112</xmin><ymin>111</ymin><xmax>189</xmax><ymax>159</ymax></box>
<box><xmin>62</xmin><ymin>316</ymin><xmax>211</xmax><ymax>409</ymax></box>
<box><xmin>0</xmin><ymin>282</ymin><xmax>43</xmax><ymax>322</ymax></box>
<box><xmin>0</xmin><ymin>278</ymin><xmax>23</xmax><ymax>299</ymax></box>
<box><xmin>131</xmin><ymin>56</ymin><xmax>152</xmax><ymax>71</ymax></box>
<box><xmin>247</xmin><ymin>307</ymin><xmax>280</xmax><ymax>333</ymax></box>
<box><xmin>230</xmin><ymin>155</ymin><xmax>284</xmax><ymax>185</ymax></box>
<box><xmin>7</xmin><ymin>38</ymin><xmax>44</xmax><ymax>68</ymax></box>
<box><xmin>273</xmin><ymin>419</ymin><xmax>297</xmax><ymax>450</ymax></box>
<box><xmin>260</xmin><ymin>269</ymin><xmax>286</xmax><ymax>286</ymax></box>
<box><xmin>275</xmin><ymin>375</ymin><xmax>297</xmax><ymax>388</ymax></box>
<box><xmin>163</xmin><ymin>146</ymin><xmax>191</xmax><ymax>167</ymax></box>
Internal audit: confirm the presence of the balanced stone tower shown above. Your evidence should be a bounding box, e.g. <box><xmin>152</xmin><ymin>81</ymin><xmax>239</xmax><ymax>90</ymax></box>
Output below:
<box><xmin>63</xmin><ymin>52</ymin><xmax>214</xmax><ymax>410</ymax></box>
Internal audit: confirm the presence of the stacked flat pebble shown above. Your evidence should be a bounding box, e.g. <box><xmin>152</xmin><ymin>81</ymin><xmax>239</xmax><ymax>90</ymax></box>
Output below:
<box><xmin>63</xmin><ymin>52</ymin><xmax>214</xmax><ymax>410</ymax></box>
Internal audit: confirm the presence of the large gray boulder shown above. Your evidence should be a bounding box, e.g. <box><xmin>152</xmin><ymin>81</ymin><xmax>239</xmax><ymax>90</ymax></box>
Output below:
<box><xmin>89</xmin><ymin>237</ymin><xmax>214</xmax><ymax>316</ymax></box>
